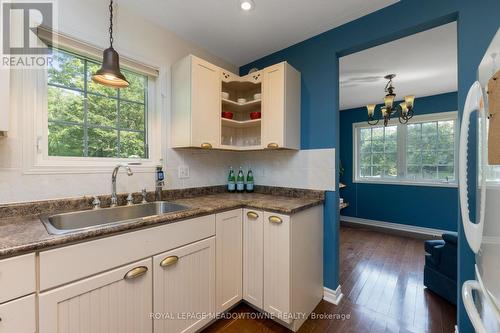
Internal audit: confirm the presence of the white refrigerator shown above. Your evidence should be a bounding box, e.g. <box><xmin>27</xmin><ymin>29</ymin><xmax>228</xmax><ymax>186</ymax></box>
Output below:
<box><xmin>461</xmin><ymin>28</ymin><xmax>500</xmax><ymax>333</ymax></box>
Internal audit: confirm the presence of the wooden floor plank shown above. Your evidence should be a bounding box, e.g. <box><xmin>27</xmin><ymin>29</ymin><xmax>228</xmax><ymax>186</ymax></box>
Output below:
<box><xmin>202</xmin><ymin>226</ymin><xmax>457</xmax><ymax>333</ymax></box>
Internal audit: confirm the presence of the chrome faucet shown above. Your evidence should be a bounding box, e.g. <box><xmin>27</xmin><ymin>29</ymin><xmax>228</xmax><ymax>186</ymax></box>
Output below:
<box><xmin>111</xmin><ymin>163</ymin><xmax>141</xmax><ymax>207</ymax></box>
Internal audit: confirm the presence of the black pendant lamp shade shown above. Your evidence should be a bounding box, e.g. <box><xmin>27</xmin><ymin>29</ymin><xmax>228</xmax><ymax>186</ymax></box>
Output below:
<box><xmin>92</xmin><ymin>0</ymin><xmax>129</xmax><ymax>88</ymax></box>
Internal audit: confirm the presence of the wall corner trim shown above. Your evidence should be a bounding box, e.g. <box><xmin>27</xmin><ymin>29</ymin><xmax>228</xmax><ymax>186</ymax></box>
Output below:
<box><xmin>323</xmin><ymin>285</ymin><xmax>343</xmax><ymax>305</ymax></box>
<box><xmin>340</xmin><ymin>215</ymin><xmax>451</xmax><ymax>237</ymax></box>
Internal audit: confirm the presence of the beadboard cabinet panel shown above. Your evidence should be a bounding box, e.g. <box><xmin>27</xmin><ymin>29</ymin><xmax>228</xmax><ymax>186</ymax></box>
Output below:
<box><xmin>0</xmin><ymin>68</ymin><xmax>10</xmax><ymax>133</ymax></box>
<box><xmin>39</xmin><ymin>258</ymin><xmax>152</xmax><ymax>333</ymax></box>
<box><xmin>153</xmin><ymin>237</ymin><xmax>216</xmax><ymax>333</ymax></box>
<box><xmin>242</xmin><ymin>208</ymin><xmax>264</xmax><ymax>309</ymax></box>
<box><xmin>216</xmin><ymin>209</ymin><xmax>243</xmax><ymax>313</ymax></box>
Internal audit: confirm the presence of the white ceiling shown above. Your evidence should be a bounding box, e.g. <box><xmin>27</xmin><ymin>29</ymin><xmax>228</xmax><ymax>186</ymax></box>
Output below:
<box><xmin>339</xmin><ymin>22</ymin><xmax>458</xmax><ymax>110</ymax></box>
<box><xmin>118</xmin><ymin>0</ymin><xmax>399</xmax><ymax>66</ymax></box>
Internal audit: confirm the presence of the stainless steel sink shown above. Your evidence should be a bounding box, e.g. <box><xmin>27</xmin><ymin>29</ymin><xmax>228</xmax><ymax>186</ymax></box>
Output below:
<box><xmin>40</xmin><ymin>202</ymin><xmax>189</xmax><ymax>235</ymax></box>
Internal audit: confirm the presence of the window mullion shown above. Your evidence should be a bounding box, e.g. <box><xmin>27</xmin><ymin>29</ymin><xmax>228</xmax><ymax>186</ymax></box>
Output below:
<box><xmin>83</xmin><ymin>60</ymin><xmax>89</xmax><ymax>157</ymax></box>
<box><xmin>397</xmin><ymin>124</ymin><xmax>406</xmax><ymax>179</ymax></box>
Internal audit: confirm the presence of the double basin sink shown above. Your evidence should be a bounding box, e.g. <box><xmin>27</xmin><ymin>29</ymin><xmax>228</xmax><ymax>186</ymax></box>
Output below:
<box><xmin>40</xmin><ymin>201</ymin><xmax>190</xmax><ymax>235</ymax></box>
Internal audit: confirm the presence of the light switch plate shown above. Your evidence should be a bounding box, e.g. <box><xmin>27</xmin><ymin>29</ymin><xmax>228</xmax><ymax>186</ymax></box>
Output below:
<box><xmin>178</xmin><ymin>165</ymin><xmax>190</xmax><ymax>179</ymax></box>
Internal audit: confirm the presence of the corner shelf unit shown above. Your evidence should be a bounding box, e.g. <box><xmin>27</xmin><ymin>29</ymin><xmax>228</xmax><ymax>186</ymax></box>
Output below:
<box><xmin>221</xmin><ymin>72</ymin><xmax>262</xmax><ymax>149</ymax></box>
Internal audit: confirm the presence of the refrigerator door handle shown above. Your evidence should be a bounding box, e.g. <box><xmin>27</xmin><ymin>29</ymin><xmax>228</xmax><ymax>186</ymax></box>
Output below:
<box><xmin>463</xmin><ymin>280</ymin><xmax>488</xmax><ymax>333</ymax></box>
<box><xmin>459</xmin><ymin>81</ymin><xmax>486</xmax><ymax>254</ymax></box>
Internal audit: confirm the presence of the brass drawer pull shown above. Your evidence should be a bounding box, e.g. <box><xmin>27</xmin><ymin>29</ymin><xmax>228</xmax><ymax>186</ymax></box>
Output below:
<box><xmin>124</xmin><ymin>266</ymin><xmax>148</xmax><ymax>280</ymax></box>
<box><xmin>160</xmin><ymin>255</ymin><xmax>179</xmax><ymax>268</ymax></box>
<box><xmin>201</xmin><ymin>143</ymin><xmax>213</xmax><ymax>149</ymax></box>
<box><xmin>267</xmin><ymin>143</ymin><xmax>279</xmax><ymax>149</ymax></box>
<box><xmin>269</xmin><ymin>216</ymin><xmax>283</xmax><ymax>224</ymax></box>
<box><xmin>246</xmin><ymin>211</ymin><xmax>259</xmax><ymax>219</ymax></box>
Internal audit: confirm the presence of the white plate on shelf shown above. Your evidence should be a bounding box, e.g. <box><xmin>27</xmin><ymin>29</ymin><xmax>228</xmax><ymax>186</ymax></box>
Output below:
<box><xmin>237</xmin><ymin>98</ymin><xmax>247</xmax><ymax>104</ymax></box>
<box><xmin>253</xmin><ymin>93</ymin><xmax>261</xmax><ymax>100</ymax></box>
<box><xmin>221</xmin><ymin>92</ymin><xmax>230</xmax><ymax>99</ymax></box>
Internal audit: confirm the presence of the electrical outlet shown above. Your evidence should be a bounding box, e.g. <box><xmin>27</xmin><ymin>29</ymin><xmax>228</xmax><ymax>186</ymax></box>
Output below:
<box><xmin>178</xmin><ymin>165</ymin><xmax>190</xmax><ymax>179</ymax></box>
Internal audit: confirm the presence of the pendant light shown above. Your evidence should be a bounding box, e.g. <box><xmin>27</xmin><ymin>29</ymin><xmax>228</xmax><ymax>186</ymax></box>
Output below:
<box><xmin>92</xmin><ymin>0</ymin><xmax>129</xmax><ymax>88</ymax></box>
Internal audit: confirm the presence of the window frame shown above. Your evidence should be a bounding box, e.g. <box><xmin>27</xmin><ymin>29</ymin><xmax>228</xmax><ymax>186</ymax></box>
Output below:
<box><xmin>20</xmin><ymin>42</ymin><xmax>161</xmax><ymax>175</ymax></box>
<box><xmin>46</xmin><ymin>48</ymin><xmax>150</xmax><ymax>160</ymax></box>
<box><xmin>353</xmin><ymin>111</ymin><xmax>459</xmax><ymax>188</ymax></box>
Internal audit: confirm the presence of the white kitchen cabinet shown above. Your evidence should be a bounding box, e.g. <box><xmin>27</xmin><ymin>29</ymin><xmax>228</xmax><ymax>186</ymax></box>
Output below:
<box><xmin>216</xmin><ymin>209</ymin><xmax>243</xmax><ymax>313</ymax></box>
<box><xmin>0</xmin><ymin>68</ymin><xmax>10</xmax><ymax>134</ymax></box>
<box><xmin>172</xmin><ymin>55</ymin><xmax>300</xmax><ymax>151</ymax></box>
<box><xmin>262</xmin><ymin>62</ymin><xmax>301</xmax><ymax>150</ymax></box>
<box><xmin>263</xmin><ymin>212</ymin><xmax>291</xmax><ymax>322</ymax></box>
<box><xmin>0</xmin><ymin>295</ymin><xmax>36</xmax><ymax>333</ymax></box>
<box><xmin>153</xmin><ymin>237</ymin><xmax>216</xmax><ymax>333</ymax></box>
<box><xmin>242</xmin><ymin>208</ymin><xmax>264</xmax><ymax>309</ymax></box>
<box><xmin>244</xmin><ymin>206</ymin><xmax>323</xmax><ymax>331</ymax></box>
<box><xmin>172</xmin><ymin>55</ymin><xmax>221</xmax><ymax>149</ymax></box>
<box><xmin>0</xmin><ymin>253</ymin><xmax>35</xmax><ymax>303</ymax></box>
<box><xmin>39</xmin><ymin>258</ymin><xmax>153</xmax><ymax>333</ymax></box>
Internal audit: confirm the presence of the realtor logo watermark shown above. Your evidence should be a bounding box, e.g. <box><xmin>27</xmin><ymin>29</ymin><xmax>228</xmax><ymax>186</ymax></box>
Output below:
<box><xmin>1</xmin><ymin>0</ymin><xmax>56</xmax><ymax>68</ymax></box>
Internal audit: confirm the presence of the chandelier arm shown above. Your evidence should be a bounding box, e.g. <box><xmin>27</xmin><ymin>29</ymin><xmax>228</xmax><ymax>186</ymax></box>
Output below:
<box><xmin>367</xmin><ymin>117</ymin><xmax>380</xmax><ymax>126</ymax></box>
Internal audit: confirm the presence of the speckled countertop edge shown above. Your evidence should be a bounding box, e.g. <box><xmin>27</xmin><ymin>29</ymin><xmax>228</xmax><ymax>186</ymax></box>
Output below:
<box><xmin>0</xmin><ymin>189</ymin><xmax>324</xmax><ymax>259</ymax></box>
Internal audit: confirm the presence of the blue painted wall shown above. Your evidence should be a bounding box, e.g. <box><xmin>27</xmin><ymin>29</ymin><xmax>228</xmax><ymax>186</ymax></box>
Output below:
<box><xmin>240</xmin><ymin>1</ymin><xmax>500</xmax><ymax>331</ymax></box>
<box><xmin>339</xmin><ymin>92</ymin><xmax>458</xmax><ymax>232</ymax></box>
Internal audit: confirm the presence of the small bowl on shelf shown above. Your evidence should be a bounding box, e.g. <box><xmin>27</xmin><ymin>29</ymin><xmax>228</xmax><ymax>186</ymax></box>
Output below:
<box><xmin>221</xmin><ymin>92</ymin><xmax>230</xmax><ymax>100</ymax></box>
<box><xmin>221</xmin><ymin>111</ymin><xmax>234</xmax><ymax>119</ymax></box>
<box><xmin>249</xmin><ymin>112</ymin><xmax>261</xmax><ymax>120</ymax></box>
<box><xmin>253</xmin><ymin>93</ymin><xmax>262</xmax><ymax>100</ymax></box>
<box><xmin>237</xmin><ymin>98</ymin><xmax>247</xmax><ymax>104</ymax></box>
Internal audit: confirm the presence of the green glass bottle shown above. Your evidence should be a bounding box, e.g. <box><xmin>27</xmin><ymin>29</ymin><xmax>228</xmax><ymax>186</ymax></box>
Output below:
<box><xmin>227</xmin><ymin>167</ymin><xmax>236</xmax><ymax>193</ymax></box>
<box><xmin>246</xmin><ymin>169</ymin><xmax>254</xmax><ymax>193</ymax></box>
<box><xmin>236</xmin><ymin>167</ymin><xmax>245</xmax><ymax>193</ymax></box>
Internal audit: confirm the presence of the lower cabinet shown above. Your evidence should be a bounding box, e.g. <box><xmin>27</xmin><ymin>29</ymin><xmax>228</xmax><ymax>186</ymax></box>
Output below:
<box><xmin>243</xmin><ymin>208</ymin><xmax>264</xmax><ymax>309</ymax></box>
<box><xmin>153</xmin><ymin>237</ymin><xmax>216</xmax><ymax>333</ymax></box>
<box><xmin>215</xmin><ymin>209</ymin><xmax>243</xmax><ymax>313</ymax></box>
<box><xmin>39</xmin><ymin>258</ymin><xmax>153</xmax><ymax>333</ymax></box>
<box><xmin>243</xmin><ymin>206</ymin><xmax>324</xmax><ymax>331</ymax></box>
<box><xmin>0</xmin><ymin>294</ymin><xmax>36</xmax><ymax>333</ymax></box>
<box><xmin>263</xmin><ymin>212</ymin><xmax>291</xmax><ymax>322</ymax></box>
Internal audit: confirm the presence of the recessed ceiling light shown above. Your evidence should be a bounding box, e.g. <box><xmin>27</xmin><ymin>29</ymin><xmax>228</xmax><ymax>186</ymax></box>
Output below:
<box><xmin>240</xmin><ymin>0</ymin><xmax>255</xmax><ymax>11</ymax></box>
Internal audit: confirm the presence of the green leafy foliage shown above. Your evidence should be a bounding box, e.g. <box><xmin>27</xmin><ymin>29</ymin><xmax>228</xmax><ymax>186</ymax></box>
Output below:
<box><xmin>47</xmin><ymin>48</ymin><xmax>148</xmax><ymax>159</ymax></box>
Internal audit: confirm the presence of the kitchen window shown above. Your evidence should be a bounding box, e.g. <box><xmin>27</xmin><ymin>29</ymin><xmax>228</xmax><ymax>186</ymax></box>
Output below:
<box><xmin>354</xmin><ymin>112</ymin><xmax>458</xmax><ymax>186</ymax></box>
<box><xmin>47</xmin><ymin>48</ymin><xmax>148</xmax><ymax>159</ymax></box>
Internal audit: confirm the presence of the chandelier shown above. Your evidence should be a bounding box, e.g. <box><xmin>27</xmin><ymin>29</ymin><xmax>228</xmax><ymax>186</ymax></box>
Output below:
<box><xmin>366</xmin><ymin>74</ymin><xmax>415</xmax><ymax>126</ymax></box>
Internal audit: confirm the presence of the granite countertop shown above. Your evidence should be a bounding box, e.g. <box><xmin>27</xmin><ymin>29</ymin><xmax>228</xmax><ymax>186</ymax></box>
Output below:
<box><xmin>0</xmin><ymin>191</ymin><xmax>324</xmax><ymax>259</ymax></box>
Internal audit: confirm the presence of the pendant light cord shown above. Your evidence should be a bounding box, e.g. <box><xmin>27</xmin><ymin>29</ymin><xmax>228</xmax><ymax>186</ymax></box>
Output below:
<box><xmin>109</xmin><ymin>0</ymin><xmax>114</xmax><ymax>47</ymax></box>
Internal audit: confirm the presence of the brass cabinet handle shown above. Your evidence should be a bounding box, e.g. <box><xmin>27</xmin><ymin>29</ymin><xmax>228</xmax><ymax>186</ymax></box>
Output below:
<box><xmin>269</xmin><ymin>216</ymin><xmax>283</xmax><ymax>224</ymax></box>
<box><xmin>124</xmin><ymin>266</ymin><xmax>148</xmax><ymax>280</ymax></box>
<box><xmin>201</xmin><ymin>143</ymin><xmax>213</xmax><ymax>149</ymax></box>
<box><xmin>267</xmin><ymin>143</ymin><xmax>279</xmax><ymax>149</ymax></box>
<box><xmin>246</xmin><ymin>211</ymin><xmax>259</xmax><ymax>219</ymax></box>
<box><xmin>160</xmin><ymin>255</ymin><xmax>179</xmax><ymax>268</ymax></box>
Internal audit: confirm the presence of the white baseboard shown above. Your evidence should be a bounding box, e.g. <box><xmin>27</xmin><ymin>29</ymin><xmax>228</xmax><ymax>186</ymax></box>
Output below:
<box><xmin>323</xmin><ymin>285</ymin><xmax>343</xmax><ymax>305</ymax></box>
<box><xmin>455</xmin><ymin>325</ymin><xmax>458</xmax><ymax>333</ymax></box>
<box><xmin>340</xmin><ymin>215</ymin><xmax>450</xmax><ymax>237</ymax></box>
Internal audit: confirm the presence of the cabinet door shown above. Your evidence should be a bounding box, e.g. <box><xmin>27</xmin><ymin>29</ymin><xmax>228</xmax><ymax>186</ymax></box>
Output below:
<box><xmin>262</xmin><ymin>63</ymin><xmax>285</xmax><ymax>149</ymax></box>
<box><xmin>243</xmin><ymin>209</ymin><xmax>264</xmax><ymax>309</ymax></box>
<box><xmin>191</xmin><ymin>56</ymin><xmax>221</xmax><ymax>149</ymax></box>
<box><xmin>216</xmin><ymin>209</ymin><xmax>243</xmax><ymax>313</ymax></box>
<box><xmin>263</xmin><ymin>212</ymin><xmax>291</xmax><ymax>323</ymax></box>
<box><xmin>39</xmin><ymin>258</ymin><xmax>152</xmax><ymax>333</ymax></box>
<box><xmin>153</xmin><ymin>237</ymin><xmax>215</xmax><ymax>333</ymax></box>
<box><xmin>0</xmin><ymin>295</ymin><xmax>35</xmax><ymax>333</ymax></box>
<box><xmin>0</xmin><ymin>68</ymin><xmax>10</xmax><ymax>132</ymax></box>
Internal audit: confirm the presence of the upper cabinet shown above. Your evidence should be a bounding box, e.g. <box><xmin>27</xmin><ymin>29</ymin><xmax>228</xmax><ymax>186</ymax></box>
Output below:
<box><xmin>171</xmin><ymin>55</ymin><xmax>221</xmax><ymax>149</ymax></box>
<box><xmin>171</xmin><ymin>55</ymin><xmax>301</xmax><ymax>151</ymax></box>
<box><xmin>0</xmin><ymin>68</ymin><xmax>10</xmax><ymax>135</ymax></box>
<box><xmin>262</xmin><ymin>63</ymin><xmax>301</xmax><ymax>150</ymax></box>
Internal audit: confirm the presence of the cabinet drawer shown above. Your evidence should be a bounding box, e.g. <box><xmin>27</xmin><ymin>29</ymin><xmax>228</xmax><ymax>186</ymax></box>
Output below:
<box><xmin>0</xmin><ymin>294</ymin><xmax>36</xmax><ymax>333</ymax></box>
<box><xmin>40</xmin><ymin>214</ymin><xmax>215</xmax><ymax>290</ymax></box>
<box><xmin>0</xmin><ymin>253</ymin><xmax>35</xmax><ymax>303</ymax></box>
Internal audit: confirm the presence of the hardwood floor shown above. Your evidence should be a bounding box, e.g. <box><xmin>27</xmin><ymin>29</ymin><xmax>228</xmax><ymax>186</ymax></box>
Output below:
<box><xmin>202</xmin><ymin>226</ymin><xmax>457</xmax><ymax>333</ymax></box>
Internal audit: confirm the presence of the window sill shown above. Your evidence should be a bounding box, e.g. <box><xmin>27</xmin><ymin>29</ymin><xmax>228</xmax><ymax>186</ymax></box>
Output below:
<box><xmin>353</xmin><ymin>179</ymin><xmax>458</xmax><ymax>188</ymax></box>
<box><xmin>23</xmin><ymin>157</ymin><xmax>158</xmax><ymax>175</ymax></box>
